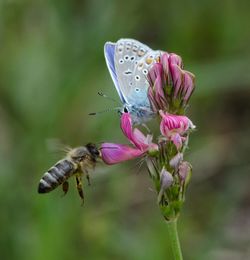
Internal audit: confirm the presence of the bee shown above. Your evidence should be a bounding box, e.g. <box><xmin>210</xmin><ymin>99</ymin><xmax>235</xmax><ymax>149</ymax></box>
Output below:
<box><xmin>38</xmin><ymin>143</ymin><xmax>100</xmax><ymax>204</ymax></box>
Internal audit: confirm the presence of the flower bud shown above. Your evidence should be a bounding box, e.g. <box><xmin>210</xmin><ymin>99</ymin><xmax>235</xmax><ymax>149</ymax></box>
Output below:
<box><xmin>147</xmin><ymin>52</ymin><xmax>195</xmax><ymax>113</ymax></box>
<box><xmin>160</xmin><ymin>168</ymin><xmax>173</xmax><ymax>191</ymax></box>
<box><xmin>178</xmin><ymin>161</ymin><xmax>192</xmax><ymax>183</ymax></box>
<box><xmin>170</xmin><ymin>153</ymin><xmax>183</xmax><ymax>169</ymax></box>
<box><xmin>158</xmin><ymin>168</ymin><xmax>173</xmax><ymax>203</ymax></box>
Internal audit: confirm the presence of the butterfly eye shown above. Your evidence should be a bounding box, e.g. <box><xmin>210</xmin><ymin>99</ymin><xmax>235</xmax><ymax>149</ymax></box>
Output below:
<box><xmin>135</xmin><ymin>75</ymin><xmax>140</xmax><ymax>81</ymax></box>
<box><xmin>135</xmin><ymin>88</ymin><xmax>140</xmax><ymax>92</ymax></box>
<box><xmin>143</xmin><ymin>69</ymin><xmax>148</xmax><ymax>75</ymax></box>
<box><xmin>119</xmin><ymin>59</ymin><xmax>124</xmax><ymax>64</ymax></box>
<box><xmin>124</xmin><ymin>55</ymin><xmax>129</xmax><ymax>61</ymax></box>
<box><xmin>130</xmin><ymin>56</ymin><xmax>135</xmax><ymax>61</ymax></box>
<box><xmin>123</xmin><ymin>107</ymin><xmax>128</xmax><ymax>113</ymax></box>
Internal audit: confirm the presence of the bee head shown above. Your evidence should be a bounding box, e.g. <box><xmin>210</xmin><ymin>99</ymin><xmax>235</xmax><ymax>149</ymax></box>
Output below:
<box><xmin>86</xmin><ymin>143</ymin><xmax>100</xmax><ymax>159</ymax></box>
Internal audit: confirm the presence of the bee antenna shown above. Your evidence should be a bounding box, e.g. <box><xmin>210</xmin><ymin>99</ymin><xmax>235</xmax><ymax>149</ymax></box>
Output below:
<box><xmin>98</xmin><ymin>91</ymin><xmax>121</xmax><ymax>105</ymax></box>
<box><xmin>89</xmin><ymin>107</ymin><xmax>120</xmax><ymax>116</ymax></box>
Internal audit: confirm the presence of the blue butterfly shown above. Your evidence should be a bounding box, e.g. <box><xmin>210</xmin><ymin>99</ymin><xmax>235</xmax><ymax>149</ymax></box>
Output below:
<box><xmin>104</xmin><ymin>38</ymin><xmax>161</xmax><ymax>124</ymax></box>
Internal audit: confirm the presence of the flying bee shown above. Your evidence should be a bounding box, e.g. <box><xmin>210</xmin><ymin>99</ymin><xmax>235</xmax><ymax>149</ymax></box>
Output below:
<box><xmin>38</xmin><ymin>143</ymin><xmax>100</xmax><ymax>204</ymax></box>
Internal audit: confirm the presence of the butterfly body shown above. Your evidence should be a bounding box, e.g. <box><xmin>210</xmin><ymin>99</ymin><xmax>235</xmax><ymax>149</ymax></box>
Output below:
<box><xmin>104</xmin><ymin>38</ymin><xmax>161</xmax><ymax>124</ymax></box>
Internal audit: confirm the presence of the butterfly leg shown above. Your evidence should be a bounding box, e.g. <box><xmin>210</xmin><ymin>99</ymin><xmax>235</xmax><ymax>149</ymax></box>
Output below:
<box><xmin>142</xmin><ymin>123</ymin><xmax>151</xmax><ymax>134</ymax></box>
<box><xmin>75</xmin><ymin>175</ymin><xmax>84</xmax><ymax>205</ymax></box>
<box><xmin>61</xmin><ymin>181</ymin><xmax>69</xmax><ymax>196</ymax></box>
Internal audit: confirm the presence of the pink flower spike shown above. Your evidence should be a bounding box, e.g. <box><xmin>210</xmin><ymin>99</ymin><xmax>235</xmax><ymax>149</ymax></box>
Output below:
<box><xmin>147</xmin><ymin>52</ymin><xmax>195</xmax><ymax>112</ymax></box>
<box><xmin>101</xmin><ymin>143</ymin><xmax>143</xmax><ymax>165</ymax></box>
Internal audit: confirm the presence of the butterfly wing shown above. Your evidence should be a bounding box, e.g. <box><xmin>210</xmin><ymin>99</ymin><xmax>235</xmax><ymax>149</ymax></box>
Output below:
<box><xmin>104</xmin><ymin>38</ymin><xmax>161</xmax><ymax>123</ymax></box>
<box><xmin>129</xmin><ymin>49</ymin><xmax>162</xmax><ymax>107</ymax></box>
<box><xmin>113</xmin><ymin>39</ymin><xmax>152</xmax><ymax>106</ymax></box>
<box><xmin>104</xmin><ymin>42</ymin><xmax>127</xmax><ymax>104</ymax></box>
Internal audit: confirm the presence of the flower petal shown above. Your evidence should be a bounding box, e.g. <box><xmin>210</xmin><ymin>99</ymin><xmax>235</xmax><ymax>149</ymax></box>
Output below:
<box><xmin>120</xmin><ymin>112</ymin><xmax>134</xmax><ymax>143</ymax></box>
<box><xmin>171</xmin><ymin>133</ymin><xmax>182</xmax><ymax>150</ymax></box>
<box><xmin>121</xmin><ymin>113</ymin><xmax>151</xmax><ymax>151</ymax></box>
<box><xmin>170</xmin><ymin>64</ymin><xmax>183</xmax><ymax>99</ymax></box>
<box><xmin>160</xmin><ymin>168</ymin><xmax>173</xmax><ymax>190</ymax></box>
<box><xmin>183</xmin><ymin>71</ymin><xmax>195</xmax><ymax>103</ymax></box>
<box><xmin>160</xmin><ymin>111</ymin><xmax>190</xmax><ymax>135</ymax></box>
<box><xmin>148</xmin><ymin>63</ymin><xmax>163</xmax><ymax>85</ymax></box>
<box><xmin>154</xmin><ymin>75</ymin><xmax>167</xmax><ymax>108</ymax></box>
<box><xmin>161</xmin><ymin>52</ymin><xmax>169</xmax><ymax>80</ymax></box>
<box><xmin>101</xmin><ymin>143</ymin><xmax>143</xmax><ymax>165</ymax></box>
<box><xmin>148</xmin><ymin>87</ymin><xmax>158</xmax><ymax>112</ymax></box>
<box><xmin>133</xmin><ymin>128</ymin><xmax>149</xmax><ymax>150</ymax></box>
<box><xmin>169</xmin><ymin>53</ymin><xmax>183</xmax><ymax>68</ymax></box>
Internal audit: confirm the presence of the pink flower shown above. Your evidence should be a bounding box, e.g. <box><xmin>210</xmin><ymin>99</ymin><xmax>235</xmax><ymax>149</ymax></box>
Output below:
<box><xmin>159</xmin><ymin>110</ymin><xmax>195</xmax><ymax>149</ymax></box>
<box><xmin>147</xmin><ymin>52</ymin><xmax>195</xmax><ymax>112</ymax></box>
<box><xmin>101</xmin><ymin>113</ymin><xmax>158</xmax><ymax>165</ymax></box>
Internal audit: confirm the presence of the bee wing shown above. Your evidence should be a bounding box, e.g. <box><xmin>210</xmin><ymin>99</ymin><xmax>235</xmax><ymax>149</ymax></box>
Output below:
<box><xmin>45</xmin><ymin>138</ymin><xmax>72</xmax><ymax>158</ymax></box>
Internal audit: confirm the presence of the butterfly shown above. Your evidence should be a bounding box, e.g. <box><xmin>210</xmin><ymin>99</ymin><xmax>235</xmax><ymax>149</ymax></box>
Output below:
<box><xmin>104</xmin><ymin>38</ymin><xmax>162</xmax><ymax>125</ymax></box>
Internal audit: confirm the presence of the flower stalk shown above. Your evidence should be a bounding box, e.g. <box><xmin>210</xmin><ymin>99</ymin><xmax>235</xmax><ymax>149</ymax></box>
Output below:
<box><xmin>100</xmin><ymin>51</ymin><xmax>196</xmax><ymax>258</ymax></box>
<box><xmin>166</xmin><ymin>219</ymin><xmax>183</xmax><ymax>260</ymax></box>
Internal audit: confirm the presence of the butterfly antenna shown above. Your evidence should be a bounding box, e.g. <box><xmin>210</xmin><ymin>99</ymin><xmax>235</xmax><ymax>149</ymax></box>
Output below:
<box><xmin>98</xmin><ymin>91</ymin><xmax>121</xmax><ymax>105</ymax></box>
<box><xmin>89</xmin><ymin>107</ymin><xmax>120</xmax><ymax>116</ymax></box>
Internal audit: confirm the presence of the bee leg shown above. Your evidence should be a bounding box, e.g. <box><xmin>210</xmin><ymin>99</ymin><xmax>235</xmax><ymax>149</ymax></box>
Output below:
<box><xmin>75</xmin><ymin>176</ymin><xmax>84</xmax><ymax>205</ymax></box>
<box><xmin>86</xmin><ymin>172</ymin><xmax>91</xmax><ymax>186</ymax></box>
<box><xmin>61</xmin><ymin>181</ymin><xmax>69</xmax><ymax>196</ymax></box>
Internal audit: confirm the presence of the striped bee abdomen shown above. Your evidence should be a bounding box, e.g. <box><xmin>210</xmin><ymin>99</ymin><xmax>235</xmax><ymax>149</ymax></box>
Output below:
<box><xmin>38</xmin><ymin>159</ymin><xmax>75</xmax><ymax>194</ymax></box>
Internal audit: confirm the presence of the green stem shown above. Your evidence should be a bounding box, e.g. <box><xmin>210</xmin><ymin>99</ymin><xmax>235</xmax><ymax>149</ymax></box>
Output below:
<box><xmin>166</xmin><ymin>219</ymin><xmax>183</xmax><ymax>260</ymax></box>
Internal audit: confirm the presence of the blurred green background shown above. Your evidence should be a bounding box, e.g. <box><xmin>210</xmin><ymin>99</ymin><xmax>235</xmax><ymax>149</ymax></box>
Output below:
<box><xmin>1</xmin><ymin>0</ymin><xmax>250</xmax><ymax>259</ymax></box>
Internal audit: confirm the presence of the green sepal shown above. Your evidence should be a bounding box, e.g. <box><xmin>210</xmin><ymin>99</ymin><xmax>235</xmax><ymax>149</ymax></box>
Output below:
<box><xmin>171</xmin><ymin>200</ymin><xmax>183</xmax><ymax>214</ymax></box>
<box><xmin>184</xmin><ymin>167</ymin><xmax>192</xmax><ymax>188</ymax></box>
<box><xmin>170</xmin><ymin>185</ymin><xmax>180</xmax><ymax>200</ymax></box>
<box><xmin>160</xmin><ymin>204</ymin><xmax>175</xmax><ymax>220</ymax></box>
<box><xmin>148</xmin><ymin>148</ymin><xmax>159</xmax><ymax>157</ymax></box>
